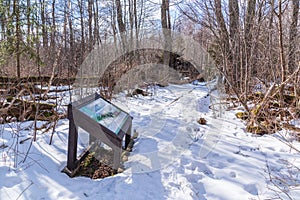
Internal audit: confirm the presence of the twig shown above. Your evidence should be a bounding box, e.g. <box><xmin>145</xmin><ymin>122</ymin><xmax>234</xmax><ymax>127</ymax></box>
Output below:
<box><xmin>270</xmin><ymin>63</ymin><xmax>300</xmax><ymax>99</ymax></box>
<box><xmin>265</xmin><ymin>157</ymin><xmax>294</xmax><ymax>200</ymax></box>
<box><xmin>275</xmin><ymin>131</ymin><xmax>300</xmax><ymax>154</ymax></box>
<box><xmin>17</xmin><ymin>152</ymin><xmax>50</xmax><ymax>173</ymax></box>
<box><xmin>0</xmin><ymin>88</ymin><xmax>26</xmax><ymax>117</ymax></box>
<box><xmin>22</xmin><ymin>138</ymin><xmax>33</xmax><ymax>163</ymax></box>
<box><xmin>167</xmin><ymin>87</ymin><xmax>197</xmax><ymax>106</ymax></box>
<box><xmin>16</xmin><ymin>181</ymin><xmax>33</xmax><ymax>200</ymax></box>
<box><xmin>42</xmin><ymin>48</ymin><xmax>62</xmax><ymax>98</ymax></box>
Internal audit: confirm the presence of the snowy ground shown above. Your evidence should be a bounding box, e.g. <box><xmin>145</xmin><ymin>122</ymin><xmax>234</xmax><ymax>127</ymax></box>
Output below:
<box><xmin>1</xmin><ymin>83</ymin><xmax>300</xmax><ymax>200</ymax></box>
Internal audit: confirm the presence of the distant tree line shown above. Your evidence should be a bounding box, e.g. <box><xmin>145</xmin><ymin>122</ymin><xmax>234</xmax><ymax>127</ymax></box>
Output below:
<box><xmin>0</xmin><ymin>0</ymin><xmax>158</xmax><ymax>79</ymax></box>
<box><xmin>0</xmin><ymin>0</ymin><xmax>299</xmax><ymax>93</ymax></box>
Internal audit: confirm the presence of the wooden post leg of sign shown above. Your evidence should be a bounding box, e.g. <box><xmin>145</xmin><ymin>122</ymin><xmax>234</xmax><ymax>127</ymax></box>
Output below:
<box><xmin>124</xmin><ymin>124</ymin><xmax>132</xmax><ymax>149</ymax></box>
<box><xmin>113</xmin><ymin>144</ymin><xmax>122</xmax><ymax>170</ymax></box>
<box><xmin>67</xmin><ymin>105</ymin><xmax>78</xmax><ymax>171</ymax></box>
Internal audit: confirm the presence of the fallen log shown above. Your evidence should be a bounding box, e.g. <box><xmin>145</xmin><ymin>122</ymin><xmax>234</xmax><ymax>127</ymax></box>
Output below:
<box><xmin>0</xmin><ymin>98</ymin><xmax>62</xmax><ymax>123</ymax></box>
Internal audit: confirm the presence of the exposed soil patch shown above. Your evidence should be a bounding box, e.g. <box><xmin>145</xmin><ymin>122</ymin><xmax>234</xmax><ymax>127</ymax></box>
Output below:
<box><xmin>74</xmin><ymin>137</ymin><xmax>135</xmax><ymax>179</ymax></box>
<box><xmin>74</xmin><ymin>145</ymin><xmax>121</xmax><ymax>179</ymax></box>
<box><xmin>75</xmin><ymin>152</ymin><xmax>116</xmax><ymax>179</ymax></box>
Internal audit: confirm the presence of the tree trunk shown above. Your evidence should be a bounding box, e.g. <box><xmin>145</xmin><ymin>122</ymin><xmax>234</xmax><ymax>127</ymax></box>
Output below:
<box><xmin>78</xmin><ymin>0</ymin><xmax>85</xmax><ymax>58</ymax></box>
<box><xmin>26</xmin><ymin>0</ymin><xmax>31</xmax><ymax>45</ymax></box>
<box><xmin>214</xmin><ymin>0</ymin><xmax>230</xmax><ymax>74</ymax></box>
<box><xmin>63</xmin><ymin>1</ymin><xmax>68</xmax><ymax>75</ymax></box>
<box><xmin>129</xmin><ymin>0</ymin><xmax>134</xmax><ymax>50</ymax></box>
<box><xmin>50</xmin><ymin>0</ymin><xmax>56</xmax><ymax>50</ymax></box>
<box><xmin>229</xmin><ymin>0</ymin><xmax>240</xmax><ymax>89</ymax></box>
<box><xmin>244</xmin><ymin>0</ymin><xmax>256</xmax><ymax>96</ymax></box>
<box><xmin>288</xmin><ymin>0</ymin><xmax>299</xmax><ymax>73</ymax></box>
<box><xmin>115</xmin><ymin>0</ymin><xmax>127</xmax><ymax>52</ymax></box>
<box><xmin>94</xmin><ymin>0</ymin><xmax>101</xmax><ymax>45</ymax></box>
<box><xmin>13</xmin><ymin>0</ymin><xmax>21</xmax><ymax>79</ymax></box>
<box><xmin>268</xmin><ymin>0</ymin><xmax>276</xmax><ymax>81</ymax></box>
<box><xmin>278</xmin><ymin>0</ymin><xmax>286</xmax><ymax>83</ymax></box>
<box><xmin>111</xmin><ymin>0</ymin><xmax>118</xmax><ymax>51</ymax></box>
<box><xmin>134</xmin><ymin>0</ymin><xmax>139</xmax><ymax>48</ymax></box>
<box><xmin>277</xmin><ymin>0</ymin><xmax>287</xmax><ymax>108</ymax></box>
<box><xmin>161</xmin><ymin>0</ymin><xmax>172</xmax><ymax>67</ymax></box>
<box><xmin>0</xmin><ymin>1</ymin><xmax>6</xmax><ymax>40</ymax></box>
<box><xmin>68</xmin><ymin>0</ymin><xmax>74</xmax><ymax>73</ymax></box>
<box><xmin>88</xmin><ymin>0</ymin><xmax>94</xmax><ymax>49</ymax></box>
<box><xmin>40</xmin><ymin>0</ymin><xmax>47</xmax><ymax>48</ymax></box>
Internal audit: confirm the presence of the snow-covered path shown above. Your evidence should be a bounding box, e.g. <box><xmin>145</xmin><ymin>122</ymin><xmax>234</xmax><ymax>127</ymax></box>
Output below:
<box><xmin>1</xmin><ymin>83</ymin><xmax>300</xmax><ymax>200</ymax></box>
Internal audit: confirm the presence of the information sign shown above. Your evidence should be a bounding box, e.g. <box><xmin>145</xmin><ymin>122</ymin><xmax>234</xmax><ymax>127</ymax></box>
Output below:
<box><xmin>65</xmin><ymin>93</ymin><xmax>132</xmax><ymax>176</ymax></box>
<box><xmin>79</xmin><ymin>98</ymin><xmax>129</xmax><ymax>134</ymax></box>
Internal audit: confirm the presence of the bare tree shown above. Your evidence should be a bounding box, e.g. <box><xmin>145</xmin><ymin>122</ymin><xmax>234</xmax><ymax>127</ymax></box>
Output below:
<box><xmin>78</xmin><ymin>0</ymin><xmax>85</xmax><ymax>59</ymax></box>
<box><xmin>94</xmin><ymin>0</ymin><xmax>101</xmax><ymax>44</ymax></box>
<box><xmin>40</xmin><ymin>0</ymin><xmax>48</xmax><ymax>48</ymax></box>
<box><xmin>13</xmin><ymin>0</ymin><xmax>21</xmax><ymax>79</ymax></box>
<box><xmin>275</xmin><ymin>0</ymin><xmax>287</xmax><ymax>107</ymax></box>
<box><xmin>68</xmin><ymin>0</ymin><xmax>74</xmax><ymax>71</ymax></box>
<box><xmin>288</xmin><ymin>0</ymin><xmax>300</xmax><ymax>73</ymax></box>
<box><xmin>228</xmin><ymin>0</ymin><xmax>240</xmax><ymax>90</ymax></box>
<box><xmin>161</xmin><ymin>0</ymin><xmax>172</xmax><ymax>66</ymax></box>
<box><xmin>26</xmin><ymin>0</ymin><xmax>31</xmax><ymax>45</ymax></box>
<box><xmin>88</xmin><ymin>0</ymin><xmax>94</xmax><ymax>49</ymax></box>
<box><xmin>115</xmin><ymin>0</ymin><xmax>127</xmax><ymax>52</ymax></box>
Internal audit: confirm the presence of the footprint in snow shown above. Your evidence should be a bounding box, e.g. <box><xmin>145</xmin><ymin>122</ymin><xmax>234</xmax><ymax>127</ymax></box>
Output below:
<box><xmin>196</xmin><ymin>162</ymin><xmax>214</xmax><ymax>178</ymax></box>
<box><xmin>180</xmin><ymin>159</ymin><xmax>214</xmax><ymax>178</ymax></box>
<box><xmin>244</xmin><ymin>184</ymin><xmax>258</xmax><ymax>195</ymax></box>
<box><xmin>229</xmin><ymin>171</ymin><xmax>236</xmax><ymax>178</ymax></box>
<box><xmin>227</xmin><ymin>157</ymin><xmax>235</xmax><ymax>163</ymax></box>
<box><xmin>208</xmin><ymin>160</ymin><xmax>226</xmax><ymax>169</ymax></box>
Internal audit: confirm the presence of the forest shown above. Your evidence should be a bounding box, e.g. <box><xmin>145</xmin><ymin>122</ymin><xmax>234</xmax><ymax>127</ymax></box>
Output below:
<box><xmin>0</xmin><ymin>1</ymin><xmax>300</xmax><ymax>199</ymax></box>
<box><xmin>0</xmin><ymin>0</ymin><xmax>299</xmax><ymax>133</ymax></box>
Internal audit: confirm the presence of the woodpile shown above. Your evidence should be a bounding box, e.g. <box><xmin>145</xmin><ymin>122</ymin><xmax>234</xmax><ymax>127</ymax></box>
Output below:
<box><xmin>0</xmin><ymin>82</ymin><xmax>68</xmax><ymax>123</ymax></box>
<box><xmin>0</xmin><ymin>98</ymin><xmax>63</xmax><ymax>123</ymax></box>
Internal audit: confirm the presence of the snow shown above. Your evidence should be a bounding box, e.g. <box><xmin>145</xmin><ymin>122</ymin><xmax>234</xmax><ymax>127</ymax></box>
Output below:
<box><xmin>34</xmin><ymin>85</ymin><xmax>72</xmax><ymax>91</ymax></box>
<box><xmin>1</xmin><ymin>83</ymin><xmax>300</xmax><ymax>200</ymax></box>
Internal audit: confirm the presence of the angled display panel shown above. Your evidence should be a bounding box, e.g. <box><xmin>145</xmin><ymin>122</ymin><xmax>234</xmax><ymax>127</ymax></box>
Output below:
<box><xmin>79</xmin><ymin>97</ymin><xmax>129</xmax><ymax>135</ymax></box>
<box><xmin>65</xmin><ymin>93</ymin><xmax>132</xmax><ymax>176</ymax></box>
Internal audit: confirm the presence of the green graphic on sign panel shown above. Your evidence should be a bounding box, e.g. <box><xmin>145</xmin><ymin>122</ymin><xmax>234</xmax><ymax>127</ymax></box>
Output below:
<box><xmin>79</xmin><ymin>98</ymin><xmax>128</xmax><ymax>134</ymax></box>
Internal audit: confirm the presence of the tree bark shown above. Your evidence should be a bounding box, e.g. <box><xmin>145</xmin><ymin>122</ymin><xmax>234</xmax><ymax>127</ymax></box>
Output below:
<box><xmin>40</xmin><ymin>0</ymin><xmax>48</xmax><ymax>48</ymax></box>
<box><xmin>68</xmin><ymin>0</ymin><xmax>74</xmax><ymax>73</ymax></box>
<box><xmin>134</xmin><ymin>0</ymin><xmax>139</xmax><ymax>48</ymax></box>
<box><xmin>50</xmin><ymin>0</ymin><xmax>56</xmax><ymax>50</ymax></box>
<box><xmin>115</xmin><ymin>0</ymin><xmax>127</xmax><ymax>52</ymax></box>
<box><xmin>13</xmin><ymin>0</ymin><xmax>21</xmax><ymax>79</ymax></box>
<box><xmin>78</xmin><ymin>0</ymin><xmax>85</xmax><ymax>57</ymax></box>
<box><xmin>229</xmin><ymin>0</ymin><xmax>240</xmax><ymax>89</ymax></box>
<box><xmin>88</xmin><ymin>0</ymin><xmax>94</xmax><ymax>49</ymax></box>
<box><xmin>26</xmin><ymin>0</ymin><xmax>31</xmax><ymax>45</ymax></box>
<box><xmin>214</xmin><ymin>0</ymin><xmax>230</xmax><ymax>74</ymax></box>
<box><xmin>288</xmin><ymin>0</ymin><xmax>299</xmax><ymax>73</ymax></box>
<box><xmin>94</xmin><ymin>0</ymin><xmax>101</xmax><ymax>44</ymax></box>
<box><xmin>161</xmin><ymin>0</ymin><xmax>172</xmax><ymax>66</ymax></box>
<box><xmin>277</xmin><ymin>0</ymin><xmax>287</xmax><ymax>107</ymax></box>
<box><xmin>278</xmin><ymin>0</ymin><xmax>286</xmax><ymax>83</ymax></box>
<box><xmin>244</xmin><ymin>0</ymin><xmax>256</xmax><ymax>95</ymax></box>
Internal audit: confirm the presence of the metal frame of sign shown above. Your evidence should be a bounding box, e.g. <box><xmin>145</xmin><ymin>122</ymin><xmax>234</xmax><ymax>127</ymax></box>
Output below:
<box><xmin>66</xmin><ymin>93</ymin><xmax>132</xmax><ymax>175</ymax></box>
